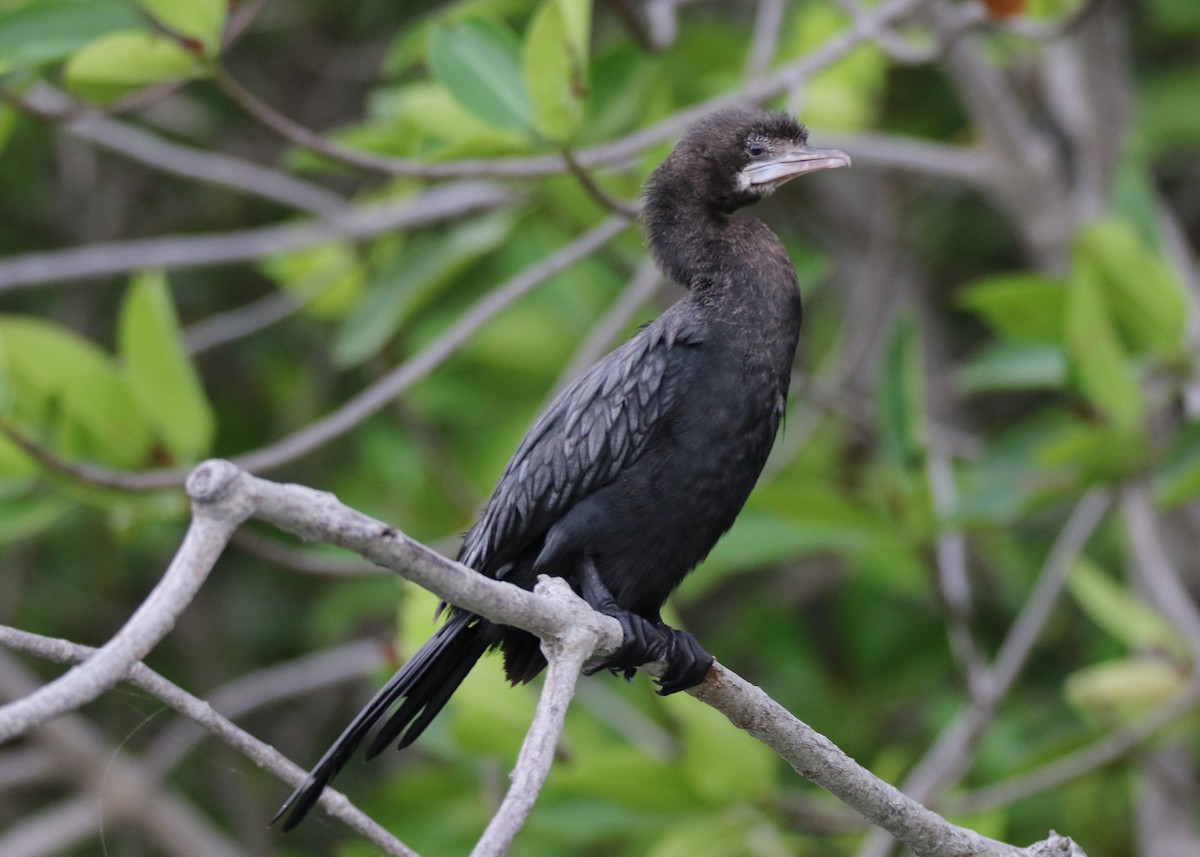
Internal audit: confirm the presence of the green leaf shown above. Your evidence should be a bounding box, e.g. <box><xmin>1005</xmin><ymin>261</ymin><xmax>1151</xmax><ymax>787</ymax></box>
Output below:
<box><xmin>0</xmin><ymin>315</ymin><xmax>153</xmax><ymax>467</ymax></box>
<box><xmin>333</xmin><ymin>211</ymin><xmax>515</xmax><ymax>367</ymax></box>
<box><xmin>259</xmin><ymin>242</ymin><xmax>365</xmax><ymax>319</ymax></box>
<box><xmin>1073</xmin><ymin>219</ymin><xmax>1186</xmax><ymax>357</ymax></box>
<box><xmin>1036</xmin><ymin>420</ymin><xmax>1148</xmax><ymax>483</ymax></box>
<box><xmin>1063</xmin><ymin>257</ymin><xmax>1142</xmax><ymax>431</ymax></box>
<box><xmin>64</xmin><ymin>29</ymin><xmax>206</xmax><ymax>102</ymax></box>
<box><xmin>522</xmin><ymin>0</ymin><xmax>590</xmax><ymax>141</ymax></box>
<box><xmin>117</xmin><ymin>271</ymin><xmax>215</xmax><ymax>462</ymax></box>
<box><xmin>1068</xmin><ymin>557</ymin><xmax>1186</xmax><ymax>657</ymax></box>
<box><xmin>0</xmin><ymin>0</ymin><xmax>143</xmax><ymax>70</ymax></box>
<box><xmin>0</xmin><ymin>494</ymin><xmax>73</xmax><ymax>544</ymax></box>
<box><xmin>958</xmin><ymin>272</ymin><xmax>1067</xmax><ymax>342</ymax></box>
<box><xmin>780</xmin><ymin>4</ymin><xmax>887</xmax><ymax>130</ymax></box>
<box><xmin>1065</xmin><ymin>656</ymin><xmax>1187</xmax><ymax>725</ymax></box>
<box><xmin>1154</xmin><ymin>421</ymin><xmax>1200</xmax><ymax>510</ymax></box>
<box><xmin>958</xmin><ymin>341</ymin><xmax>1067</xmax><ymax>394</ymax></box>
<box><xmin>428</xmin><ymin>18</ymin><xmax>536</xmax><ymax>133</ymax></box>
<box><xmin>877</xmin><ymin>315</ymin><xmax>925</xmax><ymax>464</ymax></box>
<box><xmin>139</xmin><ymin>0</ymin><xmax>225</xmax><ymax>55</ymax></box>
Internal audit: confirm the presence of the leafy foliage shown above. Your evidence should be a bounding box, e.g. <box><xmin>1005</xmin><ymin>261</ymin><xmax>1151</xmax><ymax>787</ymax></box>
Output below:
<box><xmin>2</xmin><ymin>0</ymin><xmax>1200</xmax><ymax>855</ymax></box>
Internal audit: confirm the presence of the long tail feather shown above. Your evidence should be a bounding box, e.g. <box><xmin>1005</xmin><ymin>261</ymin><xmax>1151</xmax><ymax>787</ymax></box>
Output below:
<box><xmin>273</xmin><ymin>613</ymin><xmax>489</xmax><ymax>831</ymax></box>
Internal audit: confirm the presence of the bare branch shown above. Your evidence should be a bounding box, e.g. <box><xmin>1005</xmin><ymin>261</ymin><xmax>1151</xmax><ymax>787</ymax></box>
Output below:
<box><xmin>0</xmin><ymin>181</ymin><xmax>513</xmax><ymax>292</ymax></box>
<box><xmin>1120</xmin><ymin>482</ymin><xmax>1200</xmax><ymax>661</ymax></box>
<box><xmin>181</xmin><ymin>290</ymin><xmax>309</xmax><ymax>355</ymax></box>
<box><xmin>24</xmin><ymin>83</ymin><xmax>349</xmax><ymax>217</ymax></box>
<box><xmin>561</xmin><ymin>148</ymin><xmax>640</xmax><ymax>217</ymax></box>
<box><xmin>855</xmin><ymin>489</ymin><xmax>1111</xmax><ymax>857</ymax></box>
<box><xmin>953</xmin><ymin>679</ymin><xmax>1200</xmax><ymax>815</ymax></box>
<box><xmin>0</xmin><ymin>626</ymin><xmax>418</xmax><ymax>856</ymax></box>
<box><xmin>471</xmin><ymin>578</ymin><xmax>594</xmax><ymax>857</ymax></box>
<box><xmin>552</xmin><ymin>259</ymin><xmax>663</xmax><ymax>395</ymax></box>
<box><xmin>0</xmin><ymin>795</ymin><xmax>108</xmax><ymax>857</ymax></box>
<box><xmin>0</xmin><ymin>215</ymin><xmax>629</xmax><ymax>492</ymax></box>
<box><xmin>0</xmin><ymin>504</ymin><xmax>235</xmax><ymax>741</ymax></box>
<box><xmin>743</xmin><ymin>0</ymin><xmax>786</xmax><ymax>81</ymax></box>
<box><xmin>143</xmin><ymin>640</ymin><xmax>386</xmax><ymax>775</ymax></box>
<box><xmin>229</xmin><ymin>528</ymin><xmax>386</xmax><ymax>576</ymax></box>
<box><xmin>811</xmin><ymin>130</ymin><xmax>995</xmax><ymax>186</ymax></box>
<box><xmin>926</xmin><ymin>447</ymin><xmax>988</xmax><ymax>697</ymax></box>
<box><xmin>0</xmin><ymin>652</ymin><xmax>250</xmax><ymax>857</ymax></box>
<box><xmin>0</xmin><ymin>748</ymin><xmax>58</xmax><ymax>792</ymax></box>
<box><xmin>692</xmin><ymin>665</ymin><xmax>1027</xmax><ymax>857</ymax></box>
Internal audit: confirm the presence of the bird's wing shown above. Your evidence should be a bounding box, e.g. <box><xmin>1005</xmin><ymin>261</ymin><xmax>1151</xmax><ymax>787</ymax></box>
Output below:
<box><xmin>458</xmin><ymin>309</ymin><xmax>702</xmax><ymax>576</ymax></box>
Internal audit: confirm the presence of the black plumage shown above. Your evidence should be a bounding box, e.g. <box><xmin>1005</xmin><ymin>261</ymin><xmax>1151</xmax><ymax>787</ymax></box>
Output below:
<box><xmin>275</xmin><ymin>108</ymin><xmax>849</xmax><ymax>830</ymax></box>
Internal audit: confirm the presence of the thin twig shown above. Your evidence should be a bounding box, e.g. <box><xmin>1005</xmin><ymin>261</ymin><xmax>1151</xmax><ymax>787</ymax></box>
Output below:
<box><xmin>743</xmin><ymin>0</ymin><xmax>786</xmax><ymax>81</ymax></box>
<box><xmin>1120</xmin><ymin>482</ymin><xmax>1200</xmax><ymax>661</ymax></box>
<box><xmin>143</xmin><ymin>640</ymin><xmax>386</xmax><ymax>775</ymax></box>
<box><xmin>926</xmin><ymin>448</ymin><xmax>988</xmax><ymax>697</ymax></box>
<box><xmin>0</xmin><ymin>503</ymin><xmax>239</xmax><ymax>742</ymax></box>
<box><xmin>0</xmin><ymin>652</ymin><xmax>250</xmax><ymax>857</ymax></box>
<box><xmin>24</xmin><ymin>84</ymin><xmax>348</xmax><ymax>218</ymax></box>
<box><xmin>182</xmin><ymin>290</ymin><xmax>309</xmax><ymax>356</ymax></box>
<box><xmin>229</xmin><ymin>528</ymin><xmax>386</xmax><ymax>576</ymax></box>
<box><xmin>1</xmin><ymin>216</ymin><xmax>629</xmax><ymax>492</ymax></box>
<box><xmin>952</xmin><ymin>679</ymin><xmax>1200</xmax><ymax>815</ymax></box>
<box><xmin>855</xmin><ymin>489</ymin><xmax>1111</xmax><ymax>857</ymax></box>
<box><xmin>208</xmin><ymin>0</ymin><xmax>932</xmax><ymax>184</ymax></box>
<box><xmin>551</xmin><ymin>259</ymin><xmax>662</xmax><ymax>396</ymax></box>
<box><xmin>561</xmin><ymin>148</ymin><xmax>640</xmax><ymax>217</ymax></box>
<box><xmin>470</xmin><ymin>578</ymin><xmax>594</xmax><ymax>857</ymax></box>
<box><xmin>0</xmin><ymin>181</ymin><xmax>512</xmax><ymax>292</ymax></box>
<box><xmin>0</xmin><ymin>795</ymin><xmax>112</xmax><ymax>857</ymax></box>
<box><xmin>0</xmin><ymin>626</ymin><xmax>418</xmax><ymax>857</ymax></box>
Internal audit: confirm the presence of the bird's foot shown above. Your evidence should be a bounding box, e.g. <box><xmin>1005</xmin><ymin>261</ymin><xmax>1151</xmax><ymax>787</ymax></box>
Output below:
<box><xmin>582</xmin><ymin>609</ymin><xmax>669</xmax><ymax>681</ymax></box>
<box><xmin>653</xmin><ymin>626</ymin><xmax>714</xmax><ymax>695</ymax></box>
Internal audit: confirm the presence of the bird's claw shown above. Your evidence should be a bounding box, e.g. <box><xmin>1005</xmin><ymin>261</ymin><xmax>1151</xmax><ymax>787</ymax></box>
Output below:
<box><xmin>654</xmin><ymin>627</ymin><xmax>714</xmax><ymax>695</ymax></box>
<box><xmin>583</xmin><ymin>611</ymin><xmax>669</xmax><ymax>678</ymax></box>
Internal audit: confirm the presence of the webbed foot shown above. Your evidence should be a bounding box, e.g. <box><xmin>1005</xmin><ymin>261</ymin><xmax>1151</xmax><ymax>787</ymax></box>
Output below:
<box><xmin>578</xmin><ymin>560</ymin><xmax>668</xmax><ymax>680</ymax></box>
<box><xmin>653</xmin><ymin>626</ymin><xmax>714</xmax><ymax>695</ymax></box>
<box><xmin>581</xmin><ymin>609</ymin><xmax>669</xmax><ymax>680</ymax></box>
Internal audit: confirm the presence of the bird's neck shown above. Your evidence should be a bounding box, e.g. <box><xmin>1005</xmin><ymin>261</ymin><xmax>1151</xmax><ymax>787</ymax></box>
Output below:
<box><xmin>644</xmin><ymin>198</ymin><xmax>800</xmax><ymax>307</ymax></box>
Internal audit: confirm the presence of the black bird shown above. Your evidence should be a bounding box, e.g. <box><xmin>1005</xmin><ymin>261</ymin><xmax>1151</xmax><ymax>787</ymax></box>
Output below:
<box><xmin>275</xmin><ymin>108</ymin><xmax>849</xmax><ymax>830</ymax></box>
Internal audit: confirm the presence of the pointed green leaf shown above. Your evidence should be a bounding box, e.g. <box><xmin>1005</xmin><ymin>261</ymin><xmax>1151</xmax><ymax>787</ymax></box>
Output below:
<box><xmin>1065</xmin><ymin>657</ymin><xmax>1187</xmax><ymax>725</ymax></box>
<box><xmin>877</xmin><ymin>315</ymin><xmax>925</xmax><ymax>464</ymax></box>
<box><xmin>428</xmin><ymin>18</ymin><xmax>535</xmax><ymax>132</ymax></box>
<box><xmin>0</xmin><ymin>315</ymin><xmax>153</xmax><ymax>467</ymax></box>
<box><xmin>139</xmin><ymin>0</ymin><xmax>225</xmax><ymax>55</ymax></box>
<box><xmin>260</xmin><ymin>242</ymin><xmax>365</xmax><ymax>319</ymax></box>
<box><xmin>522</xmin><ymin>0</ymin><xmax>590</xmax><ymax>141</ymax></box>
<box><xmin>958</xmin><ymin>341</ymin><xmax>1067</xmax><ymax>393</ymax></box>
<box><xmin>0</xmin><ymin>495</ymin><xmax>73</xmax><ymax>544</ymax></box>
<box><xmin>118</xmin><ymin>270</ymin><xmax>214</xmax><ymax>462</ymax></box>
<box><xmin>958</xmin><ymin>272</ymin><xmax>1067</xmax><ymax>342</ymax></box>
<box><xmin>1073</xmin><ymin>219</ymin><xmax>1186</xmax><ymax>357</ymax></box>
<box><xmin>1064</xmin><ymin>258</ymin><xmax>1142</xmax><ymax>430</ymax></box>
<box><xmin>333</xmin><ymin>212</ymin><xmax>515</xmax><ymax>367</ymax></box>
<box><xmin>1068</xmin><ymin>557</ymin><xmax>1186</xmax><ymax>657</ymax></box>
<box><xmin>65</xmin><ymin>30</ymin><xmax>205</xmax><ymax>102</ymax></box>
<box><xmin>1154</xmin><ymin>421</ymin><xmax>1200</xmax><ymax>509</ymax></box>
<box><xmin>0</xmin><ymin>0</ymin><xmax>143</xmax><ymax>70</ymax></box>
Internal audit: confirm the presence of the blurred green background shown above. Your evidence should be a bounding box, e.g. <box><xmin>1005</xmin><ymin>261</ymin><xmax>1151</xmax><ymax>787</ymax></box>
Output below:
<box><xmin>1</xmin><ymin>0</ymin><xmax>1199</xmax><ymax>855</ymax></box>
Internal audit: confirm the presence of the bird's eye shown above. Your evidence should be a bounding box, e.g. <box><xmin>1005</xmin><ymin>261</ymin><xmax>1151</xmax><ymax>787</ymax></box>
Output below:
<box><xmin>746</xmin><ymin>140</ymin><xmax>768</xmax><ymax>159</ymax></box>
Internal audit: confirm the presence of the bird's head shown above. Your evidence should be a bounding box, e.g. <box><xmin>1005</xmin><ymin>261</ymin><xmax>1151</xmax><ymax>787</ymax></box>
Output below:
<box><xmin>646</xmin><ymin>108</ymin><xmax>851</xmax><ymax>214</ymax></box>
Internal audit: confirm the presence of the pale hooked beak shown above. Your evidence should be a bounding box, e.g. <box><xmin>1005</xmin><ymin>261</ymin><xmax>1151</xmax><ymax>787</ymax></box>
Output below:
<box><xmin>740</xmin><ymin>145</ymin><xmax>852</xmax><ymax>191</ymax></box>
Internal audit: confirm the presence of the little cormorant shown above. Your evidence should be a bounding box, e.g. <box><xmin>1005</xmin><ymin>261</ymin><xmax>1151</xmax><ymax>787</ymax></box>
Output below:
<box><xmin>275</xmin><ymin>108</ymin><xmax>850</xmax><ymax>830</ymax></box>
